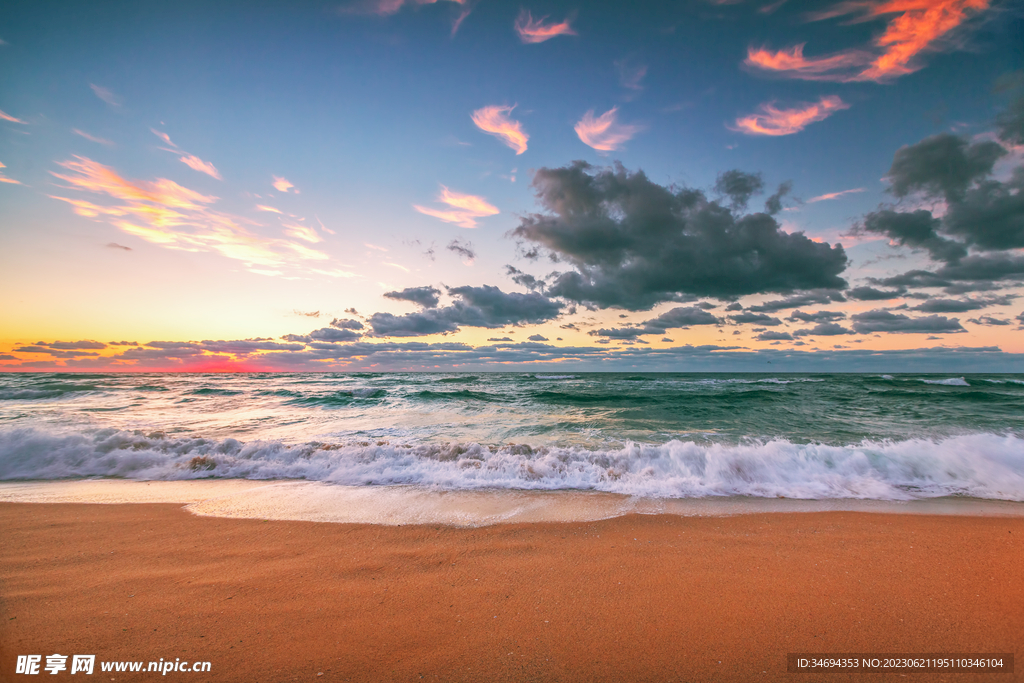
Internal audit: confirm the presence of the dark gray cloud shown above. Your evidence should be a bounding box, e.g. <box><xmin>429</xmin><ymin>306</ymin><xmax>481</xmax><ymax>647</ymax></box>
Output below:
<box><xmin>967</xmin><ymin>316</ymin><xmax>1012</xmax><ymax>326</ymax></box>
<box><xmin>725</xmin><ymin>302</ymin><xmax>743</xmax><ymax>311</ymax></box>
<box><xmin>755</xmin><ymin>330</ymin><xmax>793</xmax><ymax>341</ymax></box>
<box><xmin>788</xmin><ymin>309</ymin><xmax>846</xmax><ymax>323</ymax></box>
<box><xmin>850</xmin><ymin>310</ymin><xmax>965</xmax><ymax>334</ymax></box>
<box><xmin>714</xmin><ymin>170</ymin><xmax>764</xmax><ymax>210</ymax></box>
<box><xmin>512</xmin><ymin>162</ymin><xmax>848</xmax><ymax>309</ymax></box>
<box><xmin>528</xmin><ymin>334</ymin><xmax>549</xmax><ymax>341</ymax></box>
<box><xmin>106</xmin><ymin>242</ymin><xmax>131</xmax><ymax>251</ymax></box>
<box><xmin>369</xmin><ymin>285</ymin><xmax>562</xmax><ymax>337</ymax></box>
<box><xmin>329</xmin><ymin>317</ymin><xmax>364</xmax><ymax>330</ymax></box>
<box><xmin>997</xmin><ymin>95</ymin><xmax>1024</xmax><ymax>145</ymax></box>
<box><xmin>748</xmin><ymin>289</ymin><xmax>846</xmax><ymax>312</ymax></box>
<box><xmin>590</xmin><ymin>306</ymin><xmax>719</xmax><ymax>339</ymax></box>
<box><xmin>857</xmin><ymin>209</ymin><xmax>967</xmax><ymax>263</ymax></box>
<box><xmin>887</xmin><ymin>133</ymin><xmax>1005</xmax><ymax>203</ymax></box>
<box><xmin>488</xmin><ymin>337</ymin><xmax>513</xmax><ymax>342</ymax></box>
<box><xmin>911</xmin><ymin>295</ymin><xmax>1015</xmax><ymax>313</ymax></box>
<box><xmin>793</xmin><ymin>322</ymin><xmax>852</xmax><ymax>337</ymax></box>
<box><xmin>447</xmin><ymin>238</ymin><xmax>476</xmax><ymax>262</ymax></box>
<box><xmin>13</xmin><ymin>346</ymin><xmax>101</xmax><ymax>358</ymax></box>
<box><xmin>730</xmin><ymin>312</ymin><xmax>783</xmax><ymax>326</ymax></box>
<box><xmin>283</xmin><ymin>327</ymin><xmax>363</xmax><ymax>343</ymax></box>
<box><xmin>31</xmin><ymin>340</ymin><xmax>107</xmax><ymax>350</ymax></box>
<box><xmin>505</xmin><ymin>265</ymin><xmax>545</xmax><ymax>292</ymax></box>
<box><xmin>384</xmin><ymin>286</ymin><xmax>442</xmax><ymax>309</ymax></box>
<box><xmin>848</xmin><ymin>286</ymin><xmax>906</xmax><ymax>301</ymax></box>
<box><xmin>764</xmin><ymin>181</ymin><xmax>792</xmax><ymax>216</ymax></box>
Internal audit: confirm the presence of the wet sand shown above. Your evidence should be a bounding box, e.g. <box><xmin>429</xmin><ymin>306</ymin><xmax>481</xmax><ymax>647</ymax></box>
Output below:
<box><xmin>1</xmin><ymin>502</ymin><xmax>1021</xmax><ymax>682</ymax></box>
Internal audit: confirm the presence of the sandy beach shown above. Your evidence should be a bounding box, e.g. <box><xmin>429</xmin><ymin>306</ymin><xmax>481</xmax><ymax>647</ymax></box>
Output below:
<box><xmin>1</xmin><ymin>503</ymin><xmax>1021</xmax><ymax>682</ymax></box>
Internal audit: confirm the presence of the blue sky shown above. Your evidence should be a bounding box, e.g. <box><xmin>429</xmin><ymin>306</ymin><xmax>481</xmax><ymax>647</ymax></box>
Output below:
<box><xmin>1</xmin><ymin>0</ymin><xmax>1023</xmax><ymax>371</ymax></box>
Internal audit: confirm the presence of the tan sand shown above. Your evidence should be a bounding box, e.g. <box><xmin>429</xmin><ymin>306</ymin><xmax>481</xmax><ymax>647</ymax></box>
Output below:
<box><xmin>0</xmin><ymin>503</ymin><xmax>1021</xmax><ymax>682</ymax></box>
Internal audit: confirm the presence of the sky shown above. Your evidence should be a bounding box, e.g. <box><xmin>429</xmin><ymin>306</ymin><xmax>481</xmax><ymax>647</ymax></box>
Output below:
<box><xmin>1</xmin><ymin>0</ymin><xmax>1023</xmax><ymax>372</ymax></box>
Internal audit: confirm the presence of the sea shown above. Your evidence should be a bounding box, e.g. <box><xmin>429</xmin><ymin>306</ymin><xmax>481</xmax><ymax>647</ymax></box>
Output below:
<box><xmin>2</xmin><ymin>372</ymin><xmax>1024</xmax><ymax>524</ymax></box>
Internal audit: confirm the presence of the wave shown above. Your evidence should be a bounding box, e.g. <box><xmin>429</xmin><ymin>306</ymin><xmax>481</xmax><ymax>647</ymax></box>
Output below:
<box><xmin>437</xmin><ymin>376</ymin><xmax>479</xmax><ymax>384</ymax></box>
<box><xmin>290</xmin><ymin>388</ymin><xmax>387</xmax><ymax>406</ymax></box>
<box><xmin>413</xmin><ymin>390</ymin><xmax>499</xmax><ymax>402</ymax></box>
<box><xmin>534</xmin><ymin>375</ymin><xmax>577</xmax><ymax>380</ymax></box>
<box><xmin>188</xmin><ymin>387</ymin><xmax>245</xmax><ymax>396</ymax></box>
<box><xmin>922</xmin><ymin>377</ymin><xmax>970</xmax><ymax>387</ymax></box>
<box><xmin>0</xmin><ymin>384</ymin><xmax>103</xmax><ymax>401</ymax></box>
<box><xmin>2</xmin><ymin>427</ymin><xmax>1022</xmax><ymax>501</ymax></box>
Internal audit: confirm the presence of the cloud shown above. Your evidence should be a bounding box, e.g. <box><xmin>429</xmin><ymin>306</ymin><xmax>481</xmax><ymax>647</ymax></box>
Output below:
<box><xmin>857</xmin><ymin>209</ymin><xmax>968</xmax><ymax>263</ymax></box>
<box><xmin>715</xmin><ymin>170</ymin><xmax>764</xmax><ymax>210</ymax></box>
<box><xmin>90</xmin><ymin>84</ymin><xmax>122</xmax><ymax>107</ymax></box>
<box><xmin>749</xmin><ymin>290</ymin><xmax>847</xmax><ymax>312</ymax></box>
<box><xmin>369</xmin><ymin>285</ymin><xmax>562</xmax><ymax>336</ymax></box>
<box><xmin>887</xmin><ymin>133</ymin><xmax>1004</xmax><ymax>203</ymax></box>
<box><xmin>574</xmin><ymin>107</ymin><xmax>642</xmax><ymax>152</ymax></box>
<box><xmin>471</xmin><ymin>105</ymin><xmax>529</xmax><ymax>154</ymax></box>
<box><xmin>179</xmin><ymin>154</ymin><xmax>221</xmax><ymax>180</ymax></box>
<box><xmin>414</xmin><ymin>186</ymin><xmax>499</xmax><ymax>228</ymax></box>
<box><xmin>447</xmin><ymin>238</ymin><xmax>476</xmax><ymax>263</ymax></box>
<box><xmin>746</xmin><ymin>0</ymin><xmax>991</xmax><ymax>83</ymax></box>
<box><xmin>807</xmin><ymin>188</ymin><xmax>865</xmax><ymax>203</ymax></box>
<box><xmin>615</xmin><ymin>59</ymin><xmax>648</xmax><ymax>94</ymax></box>
<box><xmin>151</xmin><ymin>128</ymin><xmax>176</xmax><ymax>147</ymax></box>
<box><xmin>72</xmin><ymin>129</ymin><xmax>113</xmax><ymax>145</ymax></box>
<box><xmin>384</xmin><ymin>286</ymin><xmax>442</xmax><ymax>308</ymax></box>
<box><xmin>256</xmin><ymin>205</ymin><xmax>282</xmax><ymax>213</ymax></box>
<box><xmin>340</xmin><ymin>0</ymin><xmax>467</xmax><ymax>17</ymax></box>
<box><xmin>0</xmin><ymin>109</ymin><xmax>27</xmax><ymax>124</ymax></box>
<box><xmin>850</xmin><ymin>309</ymin><xmax>965</xmax><ymax>333</ymax></box>
<box><xmin>49</xmin><ymin>156</ymin><xmax>330</xmax><ymax>273</ymax></box>
<box><xmin>910</xmin><ymin>295</ymin><xmax>1014</xmax><ymax>313</ymax></box>
<box><xmin>967</xmin><ymin>315</ymin><xmax>1012</xmax><ymax>326</ymax></box>
<box><xmin>793</xmin><ymin>322</ymin><xmax>853</xmax><ymax>336</ymax></box>
<box><xmin>107</xmin><ymin>242</ymin><xmax>131</xmax><ymax>251</ymax></box>
<box><xmin>730</xmin><ymin>312</ymin><xmax>784</xmax><ymax>326</ymax></box>
<box><xmin>514</xmin><ymin>10</ymin><xmax>576</xmax><ymax>43</ymax></box>
<box><xmin>755</xmin><ymin>330</ymin><xmax>794</xmax><ymax>341</ymax></box>
<box><xmin>848</xmin><ymin>286</ymin><xmax>906</xmax><ymax>300</ymax></box>
<box><xmin>731</xmin><ymin>96</ymin><xmax>849</xmax><ymax>136</ymax></box>
<box><xmin>788</xmin><ymin>309</ymin><xmax>846</xmax><ymax>323</ymax></box>
<box><xmin>592</xmin><ymin>306</ymin><xmax>721</xmax><ymax>339</ymax></box>
<box><xmin>528</xmin><ymin>334</ymin><xmax>549</xmax><ymax>341</ymax></box>
<box><xmin>273</xmin><ymin>176</ymin><xmax>295</xmax><ymax>193</ymax></box>
<box><xmin>513</xmin><ymin>162</ymin><xmax>850</xmax><ymax>310</ymax></box>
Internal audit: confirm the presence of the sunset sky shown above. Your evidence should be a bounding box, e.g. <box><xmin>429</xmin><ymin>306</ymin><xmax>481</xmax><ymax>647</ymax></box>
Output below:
<box><xmin>1</xmin><ymin>0</ymin><xmax>1022</xmax><ymax>372</ymax></box>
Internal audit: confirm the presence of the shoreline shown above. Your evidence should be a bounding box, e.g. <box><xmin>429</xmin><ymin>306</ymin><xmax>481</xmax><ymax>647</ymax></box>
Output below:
<box><xmin>1</xmin><ymin>501</ymin><xmax>1022</xmax><ymax>681</ymax></box>
<box><xmin>2</xmin><ymin>479</ymin><xmax>1024</xmax><ymax>526</ymax></box>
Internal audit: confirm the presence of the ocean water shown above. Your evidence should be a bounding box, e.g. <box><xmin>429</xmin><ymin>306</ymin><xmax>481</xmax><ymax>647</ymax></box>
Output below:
<box><xmin>2</xmin><ymin>372</ymin><xmax>1024</xmax><ymax>507</ymax></box>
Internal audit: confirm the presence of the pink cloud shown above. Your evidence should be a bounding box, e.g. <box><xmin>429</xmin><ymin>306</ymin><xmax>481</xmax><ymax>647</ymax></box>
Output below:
<box><xmin>273</xmin><ymin>176</ymin><xmax>295</xmax><ymax>193</ymax></box>
<box><xmin>574</xmin><ymin>107</ymin><xmax>642</xmax><ymax>152</ymax></box>
<box><xmin>0</xmin><ymin>109</ymin><xmax>27</xmax><ymax>124</ymax></box>
<box><xmin>731</xmin><ymin>96</ymin><xmax>850</xmax><ymax>136</ymax></box>
<box><xmin>151</xmin><ymin>128</ymin><xmax>176</xmax><ymax>148</ymax></box>
<box><xmin>179</xmin><ymin>154</ymin><xmax>222</xmax><ymax>180</ymax></box>
<box><xmin>471</xmin><ymin>105</ymin><xmax>529</xmax><ymax>154</ymax></box>
<box><xmin>807</xmin><ymin>187</ymin><xmax>866</xmax><ymax>203</ymax></box>
<box><xmin>90</xmin><ymin>84</ymin><xmax>122</xmax><ymax>107</ymax></box>
<box><xmin>413</xmin><ymin>186</ymin><xmax>499</xmax><ymax>228</ymax></box>
<box><xmin>514</xmin><ymin>10</ymin><xmax>576</xmax><ymax>43</ymax></box>
<box><xmin>256</xmin><ymin>204</ymin><xmax>282</xmax><ymax>213</ymax></box>
<box><xmin>0</xmin><ymin>161</ymin><xmax>22</xmax><ymax>184</ymax></box>
<box><xmin>745</xmin><ymin>0</ymin><xmax>990</xmax><ymax>83</ymax></box>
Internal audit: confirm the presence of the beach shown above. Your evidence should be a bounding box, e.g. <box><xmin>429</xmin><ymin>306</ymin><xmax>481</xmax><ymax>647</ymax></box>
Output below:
<box><xmin>1</xmin><ymin>502</ymin><xmax>1021</xmax><ymax>682</ymax></box>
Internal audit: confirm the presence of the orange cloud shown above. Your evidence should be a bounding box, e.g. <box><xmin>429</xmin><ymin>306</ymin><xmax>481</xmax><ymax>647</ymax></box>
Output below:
<box><xmin>413</xmin><ymin>186</ymin><xmax>499</xmax><ymax>228</ymax></box>
<box><xmin>49</xmin><ymin>156</ymin><xmax>329</xmax><ymax>272</ymax></box>
<box><xmin>273</xmin><ymin>176</ymin><xmax>295</xmax><ymax>193</ymax></box>
<box><xmin>471</xmin><ymin>105</ymin><xmax>529</xmax><ymax>154</ymax></box>
<box><xmin>745</xmin><ymin>0</ymin><xmax>989</xmax><ymax>82</ymax></box>
<box><xmin>574</xmin><ymin>107</ymin><xmax>641</xmax><ymax>152</ymax></box>
<box><xmin>283</xmin><ymin>223</ymin><xmax>322</xmax><ymax>243</ymax></box>
<box><xmin>514</xmin><ymin>10</ymin><xmax>576</xmax><ymax>43</ymax></box>
<box><xmin>731</xmin><ymin>96</ymin><xmax>849</xmax><ymax>136</ymax></box>
<box><xmin>0</xmin><ymin>109</ymin><xmax>27</xmax><ymax>124</ymax></box>
<box><xmin>256</xmin><ymin>204</ymin><xmax>282</xmax><ymax>213</ymax></box>
<box><xmin>179</xmin><ymin>154</ymin><xmax>222</xmax><ymax>180</ymax></box>
<box><xmin>72</xmin><ymin>129</ymin><xmax>113</xmax><ymax>145</ymax></box>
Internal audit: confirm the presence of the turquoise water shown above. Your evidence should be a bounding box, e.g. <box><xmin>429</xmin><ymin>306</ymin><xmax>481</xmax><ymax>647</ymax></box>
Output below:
<box><xmin>2</xmin><ymin>372</ymin><xmax>1023</xmax><ymax>500</ymax></box>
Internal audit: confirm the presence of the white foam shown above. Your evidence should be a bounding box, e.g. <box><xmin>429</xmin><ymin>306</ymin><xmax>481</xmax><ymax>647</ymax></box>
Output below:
<box><xmin>3</xmin><ymin>427</ymin><xmax>1024</xmax><ymax>502</ymax></box>
<box><xmin>922</xmin><ymin>377</ymin><xmax>970</xmax><ymax>386</ymax></box>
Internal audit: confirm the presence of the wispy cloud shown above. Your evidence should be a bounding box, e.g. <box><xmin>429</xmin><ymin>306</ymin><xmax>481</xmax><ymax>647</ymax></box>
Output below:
<box><xmin>0</xmin><ymin>161</ymin><xmax>22</xmax><ymax>184</ymax></box>
<box><xmin>514</xmin><ymin>10</ymin><xmax>576</xmax><ymax>43</ymax></box>
<box><xmin>745</xmin><ymin>0</ymin><xmax>990</xmax><ymax>82</ymax></box>
<box><xmin>273</xmin><ymin>176</ymin><xmax>295</xmax><ymax>193</ymax></box>
<box><xmin>151</xmin><ymin>128</ymin><xmax>176</xmax><ymax>148</ymax></box>
<box><xmin>341</xmin><ymin>0</ymin><xmax>466</xmax><ymax>16</ymax></box>
<box><xmin>731</xmin><ymin>96</ymin><xmax>849</xmax><ymax>136</ymax></box>
<box><xmin>49</xmin><ymin>156</ymin><xmax>330</xmax><ymax>273</ymax></box>
<box><xmin>256</xmin><ymin>204</ymin><xmax>282</xmax><ymax>213</ymax></box>
<box><xmin>72</xmin><ymin>129</ymin><xmax>113</xmax><ymax>145</ymax></box>
<box><xmin>616</xmin><ymin>59</ymin><xmax>648</xmax><ymax>95</ymax></box>
<box><xmin>0</xmin><ymin>109</ymin><xmax>27</xmax><ymax>124</ymax></box>
<box><xmin>807</xmin><ymin>187</ymin><xmax>866</xmax><ymax>203</ymax></box>
<box><xmin>179</xmin><ymin>154</ymin><xmax>222</xmax><ymax>180</ymax></box>
<box><xmin>471</xmin><ymin>105</ymin><xmax>529</xmax><ymax>154</ymax></box>
<box><xmin>574</xmin><ymin>107</ymin><xmax>642</xmax><ymax>152</ymax></box>
<box><xmin>283</xmin><ymin>223</ymin><xmax>322</xmax><ymax>243</ymax></box>
<box><xmin>90</xmin><ymin>84</ymin><xmax>122</xmax><ymax>107</ymax></box>
<box><xmin>414</xmin><ymin>186</ymin><xmax>499</xmax><ymax>228</ymax></box>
